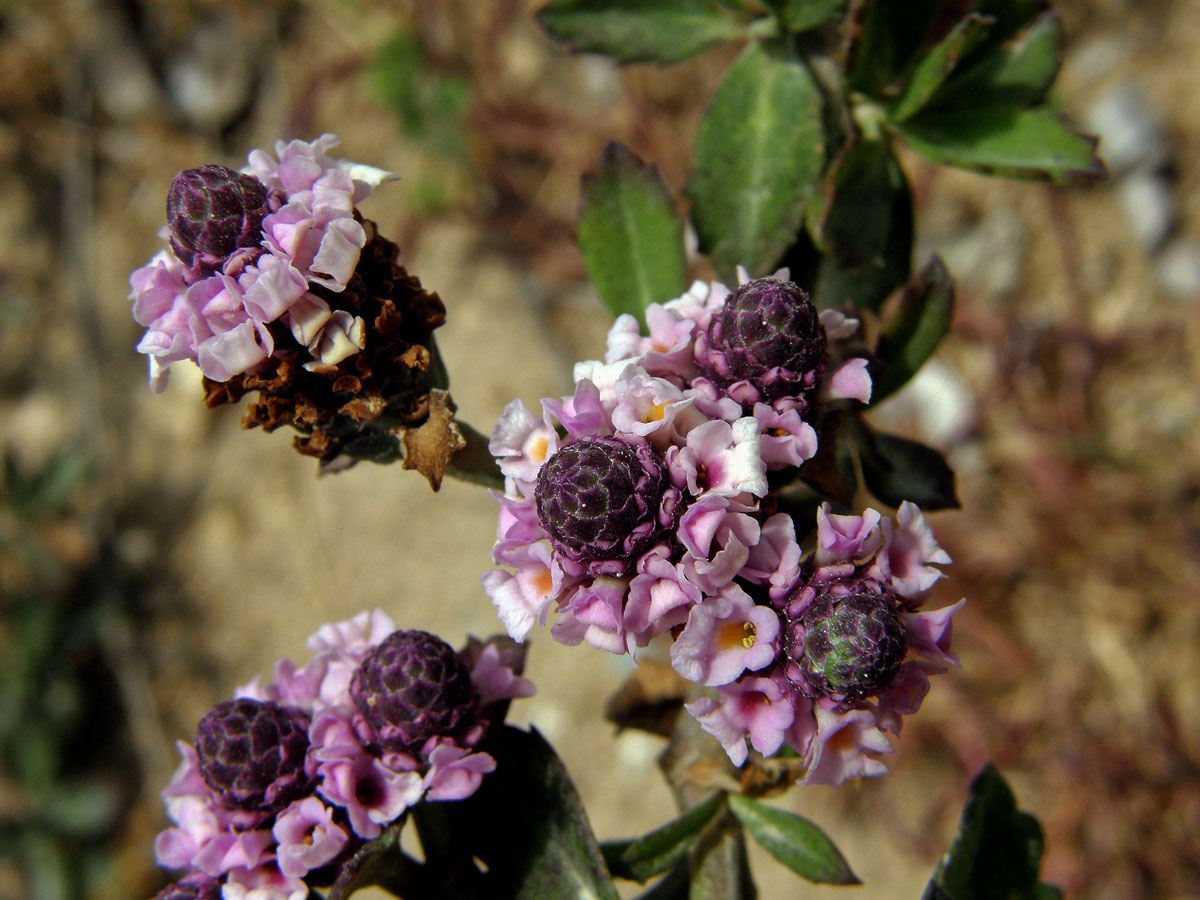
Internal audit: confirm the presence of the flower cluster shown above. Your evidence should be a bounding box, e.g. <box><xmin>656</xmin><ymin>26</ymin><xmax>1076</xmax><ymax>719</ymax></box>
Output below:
<box><xmin>483</xmin><ymin>271</ymin><xmax>962</xmax><ymax>784</ymax></box>
<box><xmin>152</xmin><ymin>610</ymin><xmax>533</xmax><ymax>900</ymax></box>
<box><xmin>684</xmin><ymin>502</ymin><xmax>963</xmax><ymax>785</ymax></box>
<box><xmin>131</xmin><ymin>135</ymin><xmax>396</xmax><ymax>392</ymax></box>
<box><xmin>130</xmin><ymin>136</ymin><xmax>458</xmax><ymax>476</ymax></box>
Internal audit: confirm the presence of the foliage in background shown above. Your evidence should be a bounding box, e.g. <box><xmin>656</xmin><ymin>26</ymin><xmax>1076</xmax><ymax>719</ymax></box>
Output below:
<box><xmin>0</xmin><ymin>450</ymin><xmax>135</xmax><ymax>900</ymax></box>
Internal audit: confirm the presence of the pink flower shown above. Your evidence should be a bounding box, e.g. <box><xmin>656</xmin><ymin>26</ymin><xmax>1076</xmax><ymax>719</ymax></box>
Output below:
<box><xmin>686</xmin><ymin>675</ymin><xmax>796</xmax><ymax>767</ymax></box>
<box><xmin>871</xmin><ymin>501</ymin><xmax>953</xmax><ymax>598</ymax></box>
<box><xmin>422</xmin><ymin>743</ymin><xmax>497</xmax><ymax>801</ymax></box>
<box><xmin>666</xmin><ymin>418</ymin><xmax>767</xmax><ymax>499</ymax></box>
<box><xmin>740</xmin><ymin>513</ymin><xmax>803</xmax><ymax>601</ymax></box>
<box><xmin>272</xmin><ymin>797</ymin><xmax>350</xmax><ymax>878</ymax></box>
<box><xmin>552</xmin><ymin>577</ymin><xmax>631</xmax><ymax>655</ymax></box>
<box><xmin>480</xmin><ymin>540</ymin><xmax>562</xmax><ymax>642</ymax></box>
<box><xmin>222</xmin><ymin>864</ymin><xmax>308</xmax><ymax>900</ymax></box>
<box><xmin>752</xmin><ymin>403</ymin><xmax>818</xmax><ymax>469</ymax></box>
<box><xmin>802</xmin><ymin>706</ymin><xmax>894</xmax><ymax>786</ymax></box>
<box><xmin>467</xmin><ymin>640</ymin><xmax>537</xmax><ymax>706</ymax></box>
<box><xmin>671</xmin><ymin>584</ymin><xmax>780</xmax><ymax>686</ymax></box>
<box><xmin>129</xmin><ymin>134</ymin><xmax>395</xmax><ymax>390</ymax></box>
<box><xmin>315</xmin><ymin>746</ymin><xmax>423</xmax><ymax>839</ymax></box>
<box><xmin>622</xmin><ymin>548</ymin><xmax>701</xmax><ymax>645</ymax></box>
<box><xmin>307</xmin><ymin>608</ymin><xmax>398</xmax><ymax>658</ymax></box>
<box><xmin>489</xmin><ymin>398</ymin><xmax>559</xmax><ymax>488</ymax></box>
<box><xmin>813</xmin><ymin>504</ymin><xmax>883</xmax><ymax>567</ymax></box>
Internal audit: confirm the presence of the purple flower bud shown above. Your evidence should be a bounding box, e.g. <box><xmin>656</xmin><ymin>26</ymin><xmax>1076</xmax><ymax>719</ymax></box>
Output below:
<box><xmin>699</xmin><ymin>277</ymin><xmax>827</xmax><ymax>404</ymax></box>
<box><xmin>195</xmin><ymin>698</ymin><xmax>311</xmax><ymax>814</ymax></box>
<box><xmin>167</xmin><ymin>165</ymin><xmax>273</xmax><ymax>275</ymax></box>
<box><xmin>785</xmin><ymin>589</ymin><xmax>907</xmax><ymax>698</ymax></box>
<box><xmin>152</xmin><ymin>877</ymin><xmax>221</xmax><ymax>900</ymax></box>
<box><xmin>534</xmin><ymin>436</ymin><xmax>678</xmax><ymax>575</ymax></box>
<box><xmin>350</xmin><ymin>630</ymin><xmax>480</xmax><ymax>755</ymax></box>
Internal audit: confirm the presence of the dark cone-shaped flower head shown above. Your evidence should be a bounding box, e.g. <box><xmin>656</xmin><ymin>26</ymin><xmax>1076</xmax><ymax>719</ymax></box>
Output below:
<box><xmin>167</xmin><ymin>164</ymin><xmax>273</xmax><ymax>275</ymax></box>
<box><xmin>785</xmin><ymin>590</ymin><xmax>907</xmax><ymax>698</ymax></box>
<box><xmin>698</xmin><ymin>277</ymin><xmax>827</xmax><ymax>404</ymax></box>
<box><xmin>351</xmin><ymin>629</ymin><xmax>480</xmax><ymax>755</ymax></box>
<box><xmin>195</xmin><ymin>698</ymin><xmax>311</xmax><ymax>814</ymax></box>
<box><xmin>535</xmin><ymin>436</ymin><xmax>676</xmax><ymax>575</ymax></box>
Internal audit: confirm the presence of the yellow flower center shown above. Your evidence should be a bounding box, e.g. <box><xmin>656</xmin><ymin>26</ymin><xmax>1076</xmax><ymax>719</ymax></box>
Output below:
<box><xmin>642</xmin><ymin>402</ymin><xmax>668</xmax><ymax>423</ymax></box>
<box><xmin>528</xmin><ymin>434</ymin><xmax>549</xmax><ymax>462</ymax></box>
<box><xmin>531</xmin><ymin>567</ymin><xmax>553</xmax><ymax>595</ymax></box>
<box><xmin>717</xmin><ymin>620</ymin><xmax>757</xmax><ymax>651</ymax></box>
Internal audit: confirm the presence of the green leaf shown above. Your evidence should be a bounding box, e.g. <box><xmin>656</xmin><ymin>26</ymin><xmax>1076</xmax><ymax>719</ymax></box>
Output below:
<box><xmin>537</xmin><ymin>0</ymin><xmax>744</xmax><ymax>65</ymax></box>
<box><xmin>924</xmin><ymin>763</ymin><xmax>1061</xmax><ymax>900</ymax></box>
<box><xmin>971</xmin><ymin>0</ymin><xmax>1047</xmax><ymax>52</ymax></box>
<box><xmin>844</xmin><ymin>0</ymin><xmax>941</xmax><ymax>96</ymax></box>
<box><xmin>895</xmin><ymin>106</ymin><xmax>1105</xmax><ymax>184</ymax></box>
<box><xmin>871</xmin><ymin>256</ymin><xmax>955</xmax><ymax>404</ymax></box>
<box><xmin>799</xmin><ymin>412</ymin><xmax>858</xmax><ymax>507</ymax></box>
<box><xmin>602</xmin><ymin>792</ymin><xmax>726</xmax><ymax>882</ymax></box>
<box><xmin>632</xmin><ymin>861</ymin><xmax>690</xmax><ymax>900</ymax></box>
<box><xmin>687</xmin><ymin>41</ymin><xmax>825</xmax><ymax>281</ymax></box>
<box><xmin>930</xmin><ymin>11</ymin><xmax>1063</xmax><ymax>111</ymax></box>
<box><xmin>579</xmin><ymin>142</ymin><xmax>689</xmax><ymax>325</ymax></box>
<box><xmin>459</xmin><ymin>727</ymin><xmax>621</xmax><ymax>900</ymax></box>
<box><xmin>809</xmin><ymin>139</ymin><xmax>912</xmax><ymax>312</ymax></box>
<box><xmin>727</xmin><ymin>794</ymin><xmax>859</xmax><ymax>885</ymax></box>
<box><xmin>889</xmin><ymin>14</ymin><xmax>995</xmax><ymax>122</ymax></box>
<box><xmin>326</xmin><ymin>819</ymin><xmax>415</xmax><ymax>900</ymax></box>
<box><xmin>851</xmin><ymin>422</ymin><xmax>960</xmax><ymax>511</ymax></box>
<box><xmin>763</xmin><ymin>0</ymin><xmax>844</xmax><ymax>32</ymax></box>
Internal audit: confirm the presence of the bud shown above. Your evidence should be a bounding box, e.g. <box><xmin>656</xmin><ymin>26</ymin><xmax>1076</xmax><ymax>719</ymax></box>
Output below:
<box><xmin>350</xmin><ymin>630</ymin><xmax>480</xmax><ymax>754</ymax></box>
<box><xmin>167</xmin><ymin>165</ymin><xmax>273</xmax><ymax>275</ymax></box>
<box><xmin>195</xmin><ymin>698</ymin><xmax>311</xmax><ymax>813</ymax></box>
<box><xmin>535</xmin><ymin>436</ymin><xmax>675</xmax><ymax>574</ymax></box>
<box><xmin>785</xmin><ymin>589</ymin><xmax>907</xmax><ymax>698</ymax></box>
<box><xmin>698</xmin><ymin>277</ymin><xmax>827</xmax><ymax>404</ymax></box>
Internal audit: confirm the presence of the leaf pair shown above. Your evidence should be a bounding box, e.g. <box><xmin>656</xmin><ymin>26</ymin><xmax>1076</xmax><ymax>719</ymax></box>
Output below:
<box><xmin>604</xmin><ymin>791</ymin><xmax>858</xmax><ymax>891</ymax></box>
<box><xmin>578</xmin><ymin>42</ymin><xmax>827</xmax><ymax>317</ymax></box>
<box><xmin>854</xmin><ymin>2</ymin><xmax>1105</xmax><ymax>185</ymax></box>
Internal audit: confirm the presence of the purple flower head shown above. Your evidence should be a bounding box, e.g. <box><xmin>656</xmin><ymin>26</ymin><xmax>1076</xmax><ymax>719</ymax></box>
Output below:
<box><xmin>167</xmin><ymin>165</ymin><xmax>275</xmax><ymax>277</ymax></box>
<box><xmin>696</xmin><ymin>277</ymin><xmax>827</xmax><ymax>406</ymax></box>
<box><xmin>152</xmin><ymin>875</ymin><xmax>221</xmax><ymax>900</ymax></box>
<box><xmin>785</xmin><ymin>587</ymin><xmax>907</xmax><ymax>699</ymax></box>
<box><xmin>195</xmin><ymin>698</ymin><xmax>312</xmax><ymax>815</ymax></box>
<box><xmin>534</xmin><ymin>435</ymin><xmax>679</xmax><ymax>576</ymax></box>
<box><xmin>350</xmin><ymin>630</ymin><xmax>480</xmax><ymax>755</ymax></box>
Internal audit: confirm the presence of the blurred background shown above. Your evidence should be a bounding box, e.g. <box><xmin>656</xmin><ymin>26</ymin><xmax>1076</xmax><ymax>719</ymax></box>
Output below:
<box><xmin>1</xmin><ymin>1</ymin><xmax>1198</xmax><ymax>898</ymax></box>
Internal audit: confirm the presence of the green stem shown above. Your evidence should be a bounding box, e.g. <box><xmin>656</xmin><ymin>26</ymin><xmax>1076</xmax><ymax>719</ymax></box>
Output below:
<box><xmin>658</xmin><ymin>697</ymin><xmax>757</xmax><ymax>900</ymax></box>
<box><xmin>446</xmin><ymin>419</ymin><xmax>504</xmax><ymax>490</ymax></box>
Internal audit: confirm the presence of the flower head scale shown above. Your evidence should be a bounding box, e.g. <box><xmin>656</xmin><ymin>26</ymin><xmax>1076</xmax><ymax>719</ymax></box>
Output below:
<box><xmin>195</xmin><ymin>699</ymin><xmax>313</xmax><ymax>815</ymax></box>
<box><xmin>167</xmin><ymin>165</ymin><xmax>278</xmax><ymax>278</ymax></box>
<box><xmin>785</xmin><ymin>588</ymin><xmax>907</xmax><ymax>699</ymax></box>
<box><xmin>350</xmin><ymin>629</ymin><xmax>480</xmax><ymax>755</ymax></box>
<box><xmin>152</xmin><ymin>611</ymin><xmax>532</xmax><ymax>899</ymax></box>
<box><xmin>534</xmin><ymin>435</ymin><xmax>680</xmax><ymax>576</ymax></box>
<box><xmin>695</xmin><ymin>277</ymin><xmax>828</xmax><ymax>407</ymax></box>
